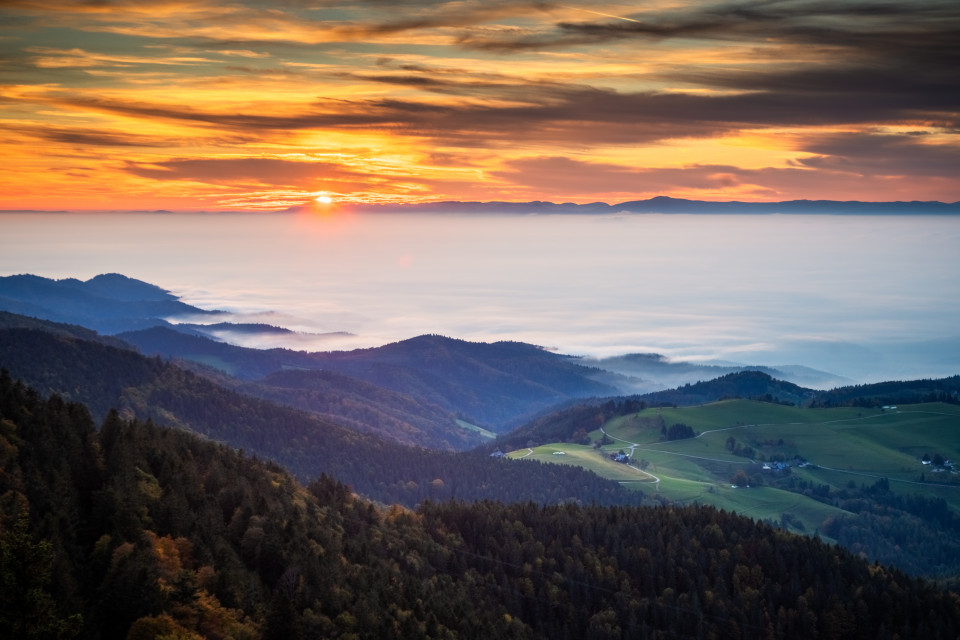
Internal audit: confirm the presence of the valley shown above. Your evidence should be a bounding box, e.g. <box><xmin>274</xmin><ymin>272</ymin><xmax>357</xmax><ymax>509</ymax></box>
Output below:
<box><xmin>2</xmin><ymin>273</ymin><xmax>960</xmax><ymax>584</ymax></box>
<box><xmin>506</xmin><ymin>399</ymin><xmax>960</xmax><ymax>576</ymax></box>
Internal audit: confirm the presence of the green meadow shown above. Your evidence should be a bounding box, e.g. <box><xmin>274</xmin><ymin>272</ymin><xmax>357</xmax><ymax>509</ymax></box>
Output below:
<box><xmin>456</xmin><ymin>419</ymin><xmax>498</xmax><ymax>440</ymax></box>
<box><xmin>507</xmin><ymin>399</ymin><xmax>960</xmax><ymax>534</ymax></box>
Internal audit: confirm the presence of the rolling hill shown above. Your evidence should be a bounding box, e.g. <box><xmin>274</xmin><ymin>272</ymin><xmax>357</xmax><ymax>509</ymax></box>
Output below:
<box><xmin>502</xmin><ymin>394</ymin><xmax>960</xmax><ymax>579</ymax></box>
<box><xmin>118</xmin><ymin>327</ymin><xmax>618</xmax><ymax>431</ymax></box>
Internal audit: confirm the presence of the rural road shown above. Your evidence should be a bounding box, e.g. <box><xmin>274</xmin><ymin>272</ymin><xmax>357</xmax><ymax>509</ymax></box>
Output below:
<box><xmin>600</xmin><ymin>427</ymin><xmax>660</xmax><ymax>486</ymax></box>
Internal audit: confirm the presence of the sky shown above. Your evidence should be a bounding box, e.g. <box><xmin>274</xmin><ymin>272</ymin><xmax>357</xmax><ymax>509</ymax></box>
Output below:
<box><xmin>1</xmin><ymin>0</ymin><xmax>958</xmax><ymax>210</ymax></box>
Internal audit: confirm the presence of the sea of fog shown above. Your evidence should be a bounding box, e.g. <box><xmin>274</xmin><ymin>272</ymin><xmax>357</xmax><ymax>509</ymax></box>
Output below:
<box><xmin>2</xmin><ymin>210</ymin><xmax>959</xmax><ymax>384</ymax></box>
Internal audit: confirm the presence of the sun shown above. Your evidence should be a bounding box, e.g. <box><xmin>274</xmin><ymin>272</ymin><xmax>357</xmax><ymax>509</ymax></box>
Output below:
<box><xmin>315</xmin><ymin>195</ymin><xmax>334</xmax><ymax>204</ymax></box>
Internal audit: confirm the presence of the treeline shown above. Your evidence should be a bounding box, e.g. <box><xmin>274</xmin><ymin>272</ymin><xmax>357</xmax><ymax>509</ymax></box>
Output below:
<box><xmin>810</xmin><ymin>376</ymin><xmax>960</xmax><ymax>408</ymax></box>
<box><xmin>774</xmin><ymin>476</ymin><xmax>960</xmax><ymax>577</ymax></box>
<box><xmin>491</xmin><ymin>398</ymin><xmax>650</xmax><ymax>451</ymax></box>
<box><xmin>3</xmin><ymin>376</ymin><xmax>959</xmax><ymax>639</ymax></box>
<box><xmin>638</xmin><ymin>371</ymin><xmax>814</xmax><ymax>407</ymax></box>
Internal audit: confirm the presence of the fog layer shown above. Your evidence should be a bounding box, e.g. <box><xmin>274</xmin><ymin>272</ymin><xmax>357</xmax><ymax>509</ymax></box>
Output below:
<box><xmin>2</xmin><ymin>211</ymin><xmax>957</xmax><ymax>383</ymax></box>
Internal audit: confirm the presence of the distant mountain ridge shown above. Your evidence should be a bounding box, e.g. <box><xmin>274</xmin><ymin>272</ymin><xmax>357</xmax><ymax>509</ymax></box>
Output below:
<box><xmin>349</xmin><ymin>195</ymin><xmax>960</xmax><ymax>215</ymax></box>
<box><xmin>582</xmin><ymin>352</ymin><xmax>851</xmax><ymax>392</ymax></box>
<box><xmin>0</xmin><ymin>272</ymin><xmax>857</xmax><ymax>434</ymax></box>
<box><xmin>0</xmin><ymin>273</ymin><xmax>218</xmax><ymax>334</ymax></box>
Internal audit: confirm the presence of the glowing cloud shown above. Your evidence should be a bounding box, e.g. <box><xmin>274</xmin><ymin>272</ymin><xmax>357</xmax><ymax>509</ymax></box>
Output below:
<box><xmin>0</xmin><ymin>0</ymin><xmax>957</xmax><ymax>209</ymax></box>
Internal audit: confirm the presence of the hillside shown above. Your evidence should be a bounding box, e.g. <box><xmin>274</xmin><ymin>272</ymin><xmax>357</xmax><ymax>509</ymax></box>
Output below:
<box><xmin>502</xmin><ymin>393</ymin><xmax>960</xmax><ymax>579</ymax></box>
<box><xmin>304</xmin><ymin>334</ymin><xmax>618</xmax><ymax>430</ymax></box>
<box><xmin>492</xmin><ymin>371</ymin><xmax>816</xmax><ymax>453</ymax></box>
<box><xmin>120</xmin><ymin>328</ymin><xmax>617</xmax><ymax>430</ymax></box>
<box><xmin>236</xmin><ymin>368</ymin><xmax>486</xmax><ymax>450</ymax></box>
<box><xmin>116</xmin><ymin>326</ymin><xmax>321</xmax><ymax>379</ymax></box>
<box><xmin>639</xmin><ymin>370</ymin><xmax>817</xmax><ymax>406</ymax></box>
<box><xmin>0</xmin><ymin>321</ymin><xmax>644</xmax><ymax>508</ymax></box>
<box><xmin>3</xmin><ymin>375</ymin><xmax>958</xmax><ymax>639</ymax></box>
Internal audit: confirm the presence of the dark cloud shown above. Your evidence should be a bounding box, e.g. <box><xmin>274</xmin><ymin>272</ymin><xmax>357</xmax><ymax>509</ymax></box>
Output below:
<box><xmin>491</xmin><ymin>156</ymin><xmax>753</xmax><ymax>195</ymax></box>
<box><xmin>11</xmin><ymin>124</ymin><xmax>171</xmax><ymax>148</ymax></box>
<box><xmin>795</xmin><ymin>133</ymin><xmax>960</xmax><ymax>178</ymax></box>
<box><xmin>225</xmin><ymin>65</ymin><xmax>303</xmax><ymax>77</ymax></box>
<box><xmin>306</xmin><ymin>0</ymin><xmax>555</xmax><ymax>39</ymax></box>
<box><xmin>491</xmin><ymin>153</ymin><xmax>958</xmax><ymax>201</ymax></box>
<box><xmin>456</xmin><ymin>0</ymin><xmax>959</xmax><ymax>124</ymax></box>
<box><xmin>43</xmin><ymin>79</ymin><xmax>950</xmax><ymax>151</ymax></box>
<box><xmin>348</xmin><ymin>67</ymin><xmax>567</xmax><ymax>100</ymax></box>
<box><xmin>461</xmin><ymin>0</ymin><xmax>959</xmax><ymax>55</ymax></box>
<box><xmin>123</xmin><ymin>157</ymin><xmax>365</xmax><ymax>187</ymax></box>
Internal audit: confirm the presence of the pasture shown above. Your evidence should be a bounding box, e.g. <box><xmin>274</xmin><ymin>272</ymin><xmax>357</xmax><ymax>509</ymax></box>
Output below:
<box><xmin>508</xmin><ymin>399</ymin><xmax>960</xmax><ymax>534</ymax></box>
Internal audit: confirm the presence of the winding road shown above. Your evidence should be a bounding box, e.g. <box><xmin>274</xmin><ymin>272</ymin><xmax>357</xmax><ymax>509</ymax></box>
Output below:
<box><xmin>600</xmin><ymin>427</ymin><xmax>661</xmax><ymax>487</ymax></box>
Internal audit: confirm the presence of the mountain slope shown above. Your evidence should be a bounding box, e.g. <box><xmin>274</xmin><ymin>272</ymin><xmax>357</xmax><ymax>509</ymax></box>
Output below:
<box><xmin>120</xmin><ymin>328</ymin><xmax>618</xmax><ymax>430</ymax></box>
<box><xmin>0</xmin><ymin>273</ymin><xmax>216</xmax><ymax>333</ymax></box>
<box><xmin>120</xmin><ymin>327</ymin><xmax>482</xmax><ymax>450</ymax></box>
<box><xmin>494</xmin><ymin>370</ymin><xmax>816</xmax><ymax>452</ymax></box>
<box><xmin>304</xmin><ymin>334</ymin><xmax>618</xmax><ymax>429</ymax></box>
<box><xmin>3</xmin><ymin>375</ymin><xmax>959</xmax><ymax>639</ymax></box>
<box><xmin>0</xmin><ymin>321</ymin><xmax>645</xmax><ymax>508</ymax></box>
<box><xmin>235</xmin><ymin>368</ymin><xmax>485</xmax><ymax>450</ymax></box>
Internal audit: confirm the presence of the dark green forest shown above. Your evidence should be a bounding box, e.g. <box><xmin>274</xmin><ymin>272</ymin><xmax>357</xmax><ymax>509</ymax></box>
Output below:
<box><xmin>809</xmin><ymin>376</ymin><xmax>960</xmax><ymax>408</ymax></box>
<box><xmin>3</xmin><ymin>373</ymin><xmax>959</xmax><ymax>639</ymax></box>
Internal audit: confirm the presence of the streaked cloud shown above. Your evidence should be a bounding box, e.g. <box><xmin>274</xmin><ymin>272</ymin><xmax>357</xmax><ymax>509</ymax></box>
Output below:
<box><xmin>0</xmin><ymin>0</ymin><xmax>957</xmax><ymax>208</ymax></box>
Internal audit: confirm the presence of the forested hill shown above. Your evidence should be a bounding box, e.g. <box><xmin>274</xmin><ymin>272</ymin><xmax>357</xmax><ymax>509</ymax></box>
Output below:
<box><xmin>497</xmin><ymin>371</ymin><xmax>960</xmax><ymax>453</ymax></box>
<box><xmin>0</xmin><ymin>325</ymin><xmax>643</xmax><ymax>508</ymax></box>
<box><xmin>2</xmin><ymin>375</ymin><xmax>959</xmax><ymax>639</ymax></box>
<box><xmin>638</xmin><ymin>370</ymin><xmax>816</xmax><ymax>407</ymax></box>
<box><xmin>0</xmin><ymin>273</ymin><xmax>217</xmax><ymax>334</ymax></box>
<box><xmin>0</xmin><ymin>272</ymin><xmax>621</xmax><ymax>432</ymax></box>
<box><xmin>119</xmin><ymin>328</ymin><xmax>618</xmax><ymax>431</ymax></box>
<box><xmin>302</xmin><ymin>334</ymin><xmax>617</xmax><ymax>429</ymax></box>
<box><xmin>491</xmin><ymin>371</ymin><xmax>815</xmax><ymax>451</ymax></box>
<box><xmin>810</xmin><ymin>376</ymin><xmax>960</xmax><ymax>407</ymax></box>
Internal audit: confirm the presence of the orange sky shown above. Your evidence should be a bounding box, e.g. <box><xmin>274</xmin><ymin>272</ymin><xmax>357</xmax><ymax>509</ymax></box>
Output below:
<box><xmin>1</xmin><ymin>0</ymin><xmax>958</xmax><ymax>210</ymax></box>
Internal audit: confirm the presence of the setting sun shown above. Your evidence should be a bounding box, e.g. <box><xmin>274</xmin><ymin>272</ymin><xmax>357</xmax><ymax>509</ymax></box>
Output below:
<box><xmin>315</xmin><ymin>195</ymin><xmax>334</xmax><ymax>204</ymax></box>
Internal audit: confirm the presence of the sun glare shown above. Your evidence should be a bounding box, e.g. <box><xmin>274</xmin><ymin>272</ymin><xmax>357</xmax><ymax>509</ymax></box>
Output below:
<box><xmin>315</xmin><ymin>195</ymin><xmax>333</xmax><ymax>204</ymax></box>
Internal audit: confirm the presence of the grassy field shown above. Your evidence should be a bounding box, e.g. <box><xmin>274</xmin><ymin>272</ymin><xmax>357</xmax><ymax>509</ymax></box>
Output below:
<box><xmin>507</xmin><ymin>399</ymin><xmax>960</xmax><ymax>534</ymax></box>
<box><xmin>456</xmin><ymin>419</ymin><xmax>497</xmax><ymax>440</ymax></box>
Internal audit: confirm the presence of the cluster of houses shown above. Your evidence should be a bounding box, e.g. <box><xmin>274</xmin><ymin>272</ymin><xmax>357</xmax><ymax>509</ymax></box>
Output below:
<box><xmin>921</xmin><ymin>454</ymin><xmax>955</xmax><ymax>472</ymax></box>
<box><xmin>609</xmin><ymin>452</ymin><xmax>630</xmax><ymax>463</ymax></box>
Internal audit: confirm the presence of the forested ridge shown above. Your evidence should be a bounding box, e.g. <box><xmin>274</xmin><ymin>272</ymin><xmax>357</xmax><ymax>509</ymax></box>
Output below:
<box><xmin>810</xmin><ymin>376</ymin><xmax>960</xmax><ymax>407</ymax></box>
<box><xmin>2</xmin><ymin>374</ymin><xmax>959</xmax><ymax>639</ymax></box>
<box><xmin>119</xmin><ymin>328</ymin><xmax>616</xmax><ymax>430</ymax></box>
<box><xmin>0</xmin><ymin>326</ymin><xmax>645</xmax><ymax>508</ymax></box>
